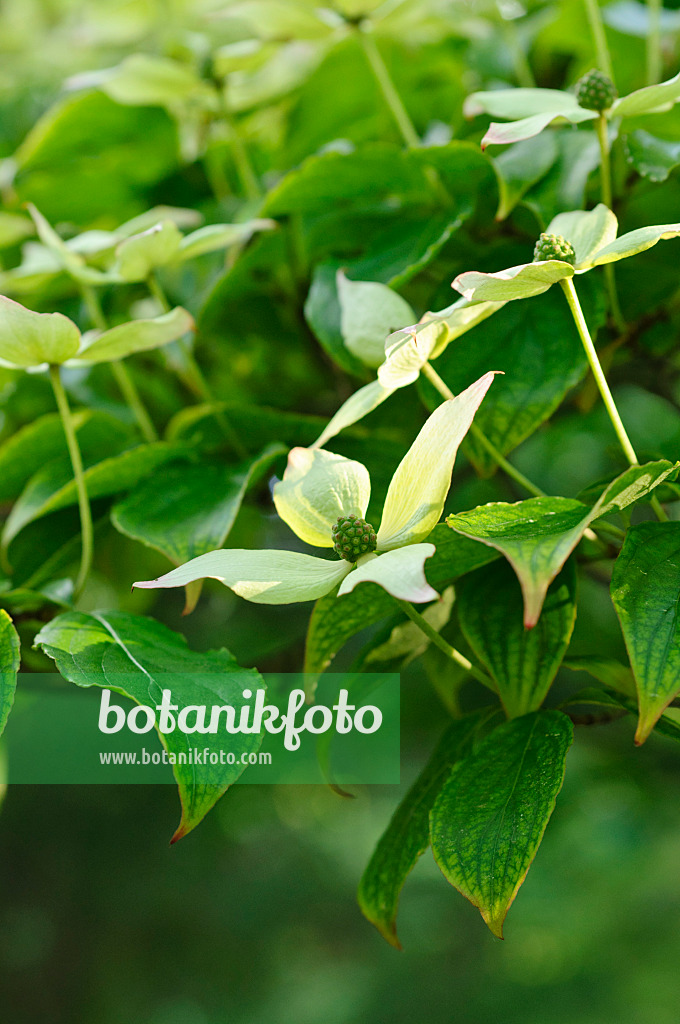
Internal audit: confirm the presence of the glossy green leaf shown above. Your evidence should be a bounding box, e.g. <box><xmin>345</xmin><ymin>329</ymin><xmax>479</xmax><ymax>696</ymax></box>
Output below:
<box><xmin>546</xmin><ymin>204</ymin><xmax>618</xmax><ymax>270</ymax></box>
<box><xmin>73</xmin><ymin>308</ymin><xmax>194</xmax><ymax>365</ymax></box>
<box><xmin>337</xmin><ymin>271</ymin><xmax>415</xmax><ymax>369</ymax></box>
<box><xmin>2</xmin><ymin>442</ymin><xmax>187</xmax><ymax>552</ymax></box>
<box><xmin>112</xmin><ymin>445</ymin><xmax>283</xmax><ymax>567</ymax></box>
<box><xmin>34</xmin><ymin>610</ymin><xmax>262</xmax><ymax>841</ymax></box>
<box><xmin>457</xmin><ymin>560</ymin><xmax>576</xmax><ymax>718</ymax></box>
<box><xmin>430</xmin><ymin>710</ymin><xmax>573</xmax><ymax>937</ymax></box>
<box><xmin>624</xmin><ymin>130</ymin><xmax>680</xmax><ymax>182</ymax></box>
<box><xmin>611</xmin><ymin>522</ymin><xmax>680</xmax><ymax>744</ymax></box>
<box><xmin>358</xmin><ymin>714</ymin><xmax>483</xmax><ymax>948</ymax></box>
<box><xmin>447</xmin><ymin>461</ymin><xmax>677</xmax><ymax>626</ymax></box>
<box><xmin>0</xmin><ymin>296</ymin><xmax>80</xmax><ymax>368</ymax></box>
<box><xmin>0</xmin><ymin>611</ymin><xmax>20</xmax><ymax>737</ymax></box>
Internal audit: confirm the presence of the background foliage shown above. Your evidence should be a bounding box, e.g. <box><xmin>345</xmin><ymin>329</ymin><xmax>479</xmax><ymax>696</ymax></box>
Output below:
<box><xmin>1</xmin><ymin>0</ymin><xmax>680</xmax><ymax>1019</ymax></box>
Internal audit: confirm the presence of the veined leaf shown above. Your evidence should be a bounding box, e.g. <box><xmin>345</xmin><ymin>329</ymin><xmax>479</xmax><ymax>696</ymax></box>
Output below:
<box><xmin>35</xmin><ymin>610</ymin><xmax>262</xmax><ymax>841</ymax></box>
<box><xmin>0</xmin><ymin>611</ymin><xmax>20</xmax><ymax>737</ymax></box>
<box><xmin>358</xmin><ymin>714</ymin><xmax>483</xmax><ymax>948</ymax></box>
<box><xmin>611</xmin><ymin>522</ymin><xmax>680</xmax><ymax>744</ymax></box>
<box><xmin>303</xmin><ymin>525</ymin><xmax>500</xmax><ymax>683</ymax></box>
<box><xmin>0</xmin><ymin>296</ymin><xmax>80</xmax><ymax>368</ymax></box>
<box><xmin>614</xmin><ymin>70</ymin><xmax>680</xmax><ymax>118</ymax></box>
<box><xmin>624</xmin><ymin>130</ymin><xmax>680</xmax><ymax>182</ymax></box>
<box><xmin>447</xmin><ymin>461</ymin><xmax>677</xmax><ymax>626</ymax></box>
<box><xmin>453</xmin><ymin>260</ymin><xmax>573</xmax><ymax>303</ymax></box>
<box><xmin>456</xmin><ymin>560</ymin><xmax>576</xmax><ymax>718</ymax></box>
<box><xmin>176</xmin><ymin>220</ymin><xmax>275</xmax><ymax>261</ymax></box>
<box><xmin>337</xmin><ymin>271</ymin><xmax>415</xmax><ymax>369</ymax></box>
<box><xmin>73</xmin><ymin>308</ymin><xmax>194</xmax><ymax>365</ymax></box>
<box><xmin>430</xmin><ymin>710</ymin><xmax>573</xmax><ymax>937</ymax></box>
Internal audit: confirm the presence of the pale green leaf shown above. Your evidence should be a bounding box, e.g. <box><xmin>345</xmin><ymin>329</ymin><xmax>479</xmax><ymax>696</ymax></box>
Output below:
<box><xmin>273</xmin><ymin>447</ymin><xmax>371</xmax><ymax>549</ymax></box>
<box><xmin>176</xmin><ymin>220</ymin><xmax>276</xmax><ymax>261</ymax></box>
<box><xmin>453</xmin><ymin>261</ymin><xmax>573</xmax><ymax>303</ymax></box>
<box><xmin>73</xmin><ymin>308</ymin><xmax>194</xmax><ymax>365</ymax></box>
<box><xmin>546</xmin><ymin>204</ymin><xmax>618</xmax><ymax>270</ymax></box>
<box><xmin>464</xmin><ymin>88</ymin><xmax>582</xmax><ymax>120</ymax></box>
<box><xmin>589</xmin><ymin>223</ymin><xmax>680</xmax><ymax>266</ymax></box>
<box><xmin>113</xmin><ymin>221</ymin><xmax>182</xmax><ymax>281</ymax></box>
<box><xmin>337</xmin><ymin>271</ymin><xmax>415</xmax><ymax>369</ymax></box>
<box><xmin>614</xmin><ymin>70</ymin><xmax>680</xmax><ymax>118</ymax></box>
<box><xmin>133</xmin><ymin>548</ymin><xmax>351</xmax><ymax>604</ymax></box>
<box><xmin>0</xmin><ymin>296</ymin><xmax>80</xmax><ymax>368</ymax></box>
<box><xmin>312</xmin><ymin>380</ymin><xmax>394</xmax><ymax>449</ymax></box>
<box><xmin>377</xmin><ymin>373</ymin><xmax>498</xmax><ymax>550</ymax></box>
<box><xmin>0</xmin><ymin>610</ymin><xmax>20</xmax><ymax>737</ymax></box>
<box><xmin>338</xmin><ymin>544</ymin><xmax>437</xmax><ymax>603</ymax></box>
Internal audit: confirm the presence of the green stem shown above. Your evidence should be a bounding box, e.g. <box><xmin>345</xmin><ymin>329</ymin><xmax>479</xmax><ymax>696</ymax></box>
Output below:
<box><xmin>394</xmin><ymin>598</ymin><xmax>497</xmax><ymax>694</ymax></box>
<box><xmin>500</xmin><ymin>13</ymin><xmax>535</xmax><ymax>88</ymax></box>
<box><xmin>561</xmin><ymin>278</ymin><xmax>668</xmax><ymax>522</ymax></box>
<box><xmin>49</xmin><ymin>365</ymin><xmax>94</xmax><ymax>599</ymax></box>
<box><xmin>583</xmin><ymin>0</ymin><xmax>615</xmax><ymax>82</ymax></box>
<box><xmin>147</xmin><ymin>273</ymin><xmax>248</xmax><ymax>459</ymax></box>
<box><xmin>358</xmin><ymin>27</ymin><xmax>420</xmax><ymax>149</ymax></box>
<box><xmin>422</xmin><ymin>361</ymin><xmax>546</xmax><ymax>498</ymax></box>
<box><xmin>595</xmin><ymin>116</ymin><xmax>625</xmax><ymax>332</ymax></box>
<box><xmin>647</xmin><ymin>0</ymin><xmax>662</xmax><ymax>85</ymax></box>
<box><xmin>80</xmin><ymin>284</ymin><xmax>158</xmax><ymax>443</ymax></box>
<box><xmin>216</xmin><ymin>84</ymin><xmax>261</xmax><ymax>201</ymax></box>
<box><xmin>561</xmin><ymin>278</ymin><xmax>637</xmax><ymax>464</ymax></box>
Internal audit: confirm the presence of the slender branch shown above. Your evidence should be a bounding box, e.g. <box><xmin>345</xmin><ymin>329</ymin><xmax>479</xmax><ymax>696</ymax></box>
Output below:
<box><xmin>357</xmin><ymin>27</ymin><xmax>420</xmax><ymax>149</ymax></box>
<box><xmin>394</xmin><ymin>597</ymin><xmax>497</xmax><ymax>694</ymax></box>
<box><xmin>49</xmin><ymin>365</ymin><xmax>93</xmax><ymax>599</ymax></box>
<box><xmin>647</xmin><ymin>0</ymin><xmax>662</xmax><ymax>85</ymax></box>
<box><xmin>594</xmin><ymin>116</ymin><xmax>625</xmax><ymax>331</ymax></box>
<box><xmin>80</xmin><ymin>284</ymin><xmax>158</xmax><ymax>443</ymax></box>
<box><xmin>560</xmin><ymin>278</ymin><xmax>668</xmax><ymax>522</ymax></box>
<box><xmin>583</xmin><ymin>0</ymin><xmax>615</xmax><ymax>82</ymax></box>
<box><xmin>422</xmin><ymin>361</ymin><xmax>546</xmax><ymax>498</ymax></box>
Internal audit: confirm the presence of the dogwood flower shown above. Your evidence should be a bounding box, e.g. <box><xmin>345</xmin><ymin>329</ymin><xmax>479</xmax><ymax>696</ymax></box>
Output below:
<box><xmin>465</xmin><ymin>69</ymin><xmax>680</xmax><ymax>148</ymax></box>
<box><xmin>133</xmin><ymin>372</ymin><xmax>497</xmax><ymax>606</ymax></box>
<box><xmin>452</xmin><ymin>204</ymin><xmax>680</xmax><ymax>304</ymax></box>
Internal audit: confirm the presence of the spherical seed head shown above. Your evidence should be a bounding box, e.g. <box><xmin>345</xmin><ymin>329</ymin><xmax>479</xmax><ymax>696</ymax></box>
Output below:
<box><xmin>332</xmin><ymin>514</ymin><xmax>377</xmax><ymax>562</ymax></box>
<box><xmin>575</xmin><ymin>69</ymin><xmax>617</xmax><ymax>112</ymax></box>
<box><xmin>533</xmin><ymin>233</ymin><xmax>576</xmax><ymax>265</ymax></box>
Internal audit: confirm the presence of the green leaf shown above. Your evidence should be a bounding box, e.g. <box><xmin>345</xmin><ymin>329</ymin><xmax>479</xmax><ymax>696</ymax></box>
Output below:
<box><xmin>0</xmin><ymin>296</ymin><xmax>80</xmax><ymax>368</ymax></box>
<box><xmin>614</xmin><ymin>70</ymin><xmax>680</xmax><ymax>118</ymax></box>
<box><xmin>0</xmin><ymin>611</ymin><xmax>20</xmax><ymax>737</ymax></box>
<box><xmin>73</xmin><ymin>54</ymin><xmax>217</xmax><ymax>109</ymax></box>
<box><xmin>447</xmin><ymin>461</ymin><xmax>677</xmax><ymax>626</ymax></box>
<box><xmin>0</xmin><ymin>212</ymin><xmax>34</xmax><ymax>249</ymax></box>
<box><xmin>113</xmin><ymin>220</ymin><xmax>183</xmax><ymax>281</ymax></box>
<box><xmin>611</xmin><ymin>522</ymin><xmax>680</xmax><ymax>744</ymax></box>
<box><xmin>34</xmin><ymin>610</ymin><xmax>262</xmax><ymax>841</ymax></box>
<box><xmin>305</xmin><ymin>264</ymin><xmax>370</xmax><ymax>377</ymax></box>
<box><xmin>453</xmin><ymin>260</ymin><xmax>573</xmax><ymax>303</ymax></box>
<box><xmin>589</xmin><ymin>222</ymin><xmax>680</xmax><ymax>267</ymax></box>
<box><xmin>337</xmin><ymin>271</ymin><xmax>415</xmax><ymax>369</ymax></box>
<box><xmin>430</xmin><ymin>710</ymin><xmax>573</xmax><ymax>937</ymax></box>
<box><xmin>111</xmin><ymin>444</ymin><xmax>283</xmax><ymax>574</ymax></box>
<box><xmin>431</xmin><ymin>284</ymin><xmax>596</xmax><ymax>472</ymax></box>
<box><xmin>624</xmin><ymin>130</ymin><xmax>680</xmax><ymax>182</ymax></box>
<box><xmin>176</xmin><ymin>220</ymin><xmax>276</xmax><ymax>262</ymax></box>
<box><xmin>304</xmin><ymin>526</ymin><xmax>500</xmax><ymax>681</ymax></box>
<box><xmin>464</xmin><ymin>88</ymin><xmax>585</xmax><ymax>121</ymax></box>
<box><xmin>457</xmin><ymin>560</ymin><xmax>576</xmax><ymax>718</ymax></box>
<box><xmin>73</xmin><ymin>308</ymin><xmax>194</xmax><ymax>365</ymax></box>
<box><xmin>493</xmin><ymin>134</ymin><xmax>559</xmax><ymax>220</ymax></box>
<box><xmin>546</xmin><ymin>204</ymin><xmax>618</xmax><ymax>270</ymax></box>
<box><xmin>2</xmin><ymin>442</ymin><xmax>187</xmax><ymax>552</ymax></box>
<box><xmin>0</xmin><ymin>410</ymin><xmax>133</xmax><ymax>503</ymax></box>
<box><xmin>563</xmin><ymin>654</ymin><xmax>636</xmax><ymax>698</ymax></box>
<box><xmin>358</xmin><ymin>714</ymin><xmax>483</xmax><ymax>948</ymax></box>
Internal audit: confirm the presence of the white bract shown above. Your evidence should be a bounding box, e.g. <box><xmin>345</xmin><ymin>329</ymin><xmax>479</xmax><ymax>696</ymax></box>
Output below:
<box><xmin>133</xmin><ymin>372</ymin><xmax>498</xmax><ymax>606</ymax></box>
<box><xmin>313</xmin><ymin>295</ymin><xmax>504</xmax><ymax>448</ymax></box>
<box><xmin>453</xmin><ymin>204</ymin><xmax>680</xmax><ymax>304</ymax></box>
<box><xmin>466</xmin><ymin>71</ymin><xmax>680</xmax><ymax>147</ymax></box>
